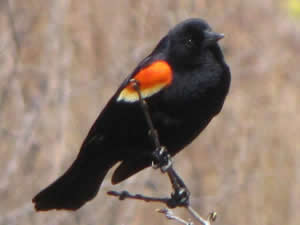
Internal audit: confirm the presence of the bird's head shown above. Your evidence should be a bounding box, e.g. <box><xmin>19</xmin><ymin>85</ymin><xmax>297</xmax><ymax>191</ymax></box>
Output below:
<box><xmin>167</xmin><ymin>18</ymin><xmax>224</xmax><ymax>65</ymax></box>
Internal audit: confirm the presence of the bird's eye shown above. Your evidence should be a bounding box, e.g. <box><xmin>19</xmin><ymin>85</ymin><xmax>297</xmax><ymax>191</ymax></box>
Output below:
<box><xmin>185</xmin><ymin>38</ymin><xmax>195</xmax><ymax>48</ymax></box>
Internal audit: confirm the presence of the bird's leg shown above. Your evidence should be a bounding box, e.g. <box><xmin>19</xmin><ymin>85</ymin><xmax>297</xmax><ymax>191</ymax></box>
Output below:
<box><xmin>130</xmin><ymin>78</ymin><xmax>190</xmax><ymax>208</ymax></box>
<box><xmin>129</xmin><ymin>79</ymin><xmax>172</xmax><ymax>170</ymax></box>
<box><xmin>151</xmin><ymin>146</ymin><xmax>190</xmax><ymax>207</ymax></box>
<box><xmin>165</xmin><ymin>166</ymin><xmax>191</xmax><ymax>207</ymax></box>
<box><xmin>151</xmin><ymin>146</ymin><xmax>172</xmax><ymax>171</ymax></box>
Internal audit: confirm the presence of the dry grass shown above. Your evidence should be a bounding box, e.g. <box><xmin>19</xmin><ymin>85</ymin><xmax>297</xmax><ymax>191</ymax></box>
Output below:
<box><xmin>0</xmin><ymin>0</ymin><xmax>299</xmax><ymax>224</ymax></box>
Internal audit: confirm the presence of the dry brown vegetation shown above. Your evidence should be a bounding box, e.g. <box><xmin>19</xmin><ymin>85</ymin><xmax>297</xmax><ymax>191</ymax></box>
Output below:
<box><xmin>0</xmin><ymin>0</ymin><xmax>300</xmax><ymax>224</ymax></box>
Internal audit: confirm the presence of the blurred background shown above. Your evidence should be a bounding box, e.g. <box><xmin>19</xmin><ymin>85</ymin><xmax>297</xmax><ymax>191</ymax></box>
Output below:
<box><xmin>0</xmin><ymin>0</ymin><xmax>299</xmax><ymax>224</ymax></box>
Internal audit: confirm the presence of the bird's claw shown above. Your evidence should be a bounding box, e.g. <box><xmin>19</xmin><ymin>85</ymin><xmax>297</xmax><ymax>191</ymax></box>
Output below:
<box><xmin>167</xmin><ymin>187</ymin><xmax>190</xmax><ymax>208</ymax></box>
<box><xmin>152</xmin><ymin>146</ymin><xmax>172</xmax><ymax>172</ymax></box>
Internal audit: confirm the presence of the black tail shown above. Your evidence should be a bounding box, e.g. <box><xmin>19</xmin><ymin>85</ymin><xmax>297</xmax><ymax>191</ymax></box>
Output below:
<box><xmin>32</xmin><ymin>150</ymin><xmax>116</xmax><ymax>211</ymax></box>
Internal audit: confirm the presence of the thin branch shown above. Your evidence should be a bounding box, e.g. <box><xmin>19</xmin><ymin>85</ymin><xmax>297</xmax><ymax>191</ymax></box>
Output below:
<box><xmin>130</xmin><ymin>79</ymin><xmax>189</xmax><ymax>199</ymax></box>
<box><xmin>130</xmin><ymin>79</ymin><xmax>161</xmax><ymax>148</ymax></box>
<box><xmin>186</xmin><ymin>206</ymin><xmax>217</xmax><ymax>225</ymax></box>
<box><xmin>108</xmin><ymin>190</ymin><xmax>170</xmax><ymax>205</ymax></box>
<box><xmin>108</xmin><ymin>79</ymin><xmax>217</xmax><ymax>225</ymax></box>
<box><xmin>108</xmin><ymin>190</ymin><xmax>216</xmax><ymax>225</ymax></box>
<box><xmin>108</xmin><ymin>189</ymin><xmax>188</xmax><ymax>209</ymax></box>
<box><xmin>157</xmin><ymin>208</ymin><xmax>194</xmax><ymax>225</ymax></box>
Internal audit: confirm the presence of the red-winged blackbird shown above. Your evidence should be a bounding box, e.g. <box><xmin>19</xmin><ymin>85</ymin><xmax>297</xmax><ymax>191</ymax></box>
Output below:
<box><xmin>33</xmin><ymin>18</ymin><xmax>231</xmax><ymax>211</ymax></box>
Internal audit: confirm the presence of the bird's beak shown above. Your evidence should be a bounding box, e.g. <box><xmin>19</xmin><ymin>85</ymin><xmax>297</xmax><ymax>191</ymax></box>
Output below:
<box><xmin>203</xmin><ymin>31</ymin><xmax>224</xmax><ymax>45</ymax></box>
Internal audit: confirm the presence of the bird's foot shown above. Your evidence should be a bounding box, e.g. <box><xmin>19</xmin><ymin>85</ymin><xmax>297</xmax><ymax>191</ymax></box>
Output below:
<box><xmin>152</xmin><ymin>146</ymin><xmax>172</xmax><ymax>172</ymax></box>
<box><xmin>167</xmin><ymin>187</ymin><xmax>190</xmax><ymax>208</ymax></box>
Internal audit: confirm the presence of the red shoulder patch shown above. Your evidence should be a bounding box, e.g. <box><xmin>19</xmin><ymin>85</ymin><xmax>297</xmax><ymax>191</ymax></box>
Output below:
<box><xmin>117</xmin><ymin>61</ymin><xmax>173</xmax><ymax>102</ymax></box>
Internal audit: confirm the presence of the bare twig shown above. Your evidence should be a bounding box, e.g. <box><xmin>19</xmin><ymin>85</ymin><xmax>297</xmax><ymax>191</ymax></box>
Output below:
<box><xmin>108</xmin><ymin>190</ymin><xmax>216</xmax><ymax>225</ymax></box>
<box><xmin>108</xmin><ymin>190</ymin><xmax>170</xmax><ymax>205</ymax></box>
<box><xmin>186</xmin><ymin>206</ymin><xmax>217</xmax><ymax>225</ymax></box>
<box><xmin>129</xmin><ymin>79</ymin><xmax>190</xmax><ymax>205</ymax></box>
<box><xmin>108</xmin><ymin>79</ymin><xmax>217</xmax><ymax>225</ymax></box>
<box><xmin>157</xmin><ymin>208</ymin><xmax>194</xmax><ymax>225</ymax></box>
<box><xmin>108</xmin><ymin>189</ymin><xmax>188</xmax><ymax>209</ymax></box>
<box><xmin>129</xmin><ymin>79</ymin><xmax>161</xmax><ymax>148</ymax></box>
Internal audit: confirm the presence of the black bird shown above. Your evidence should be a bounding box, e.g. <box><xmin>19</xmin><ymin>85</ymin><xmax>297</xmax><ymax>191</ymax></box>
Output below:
<box><xmin>33</xmin><ymin>18</ymin><xmax>231</xmax><ymax>211</ymax></box>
